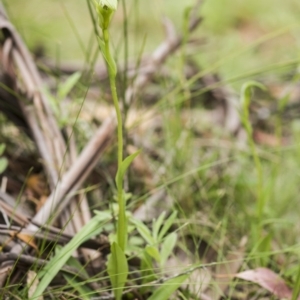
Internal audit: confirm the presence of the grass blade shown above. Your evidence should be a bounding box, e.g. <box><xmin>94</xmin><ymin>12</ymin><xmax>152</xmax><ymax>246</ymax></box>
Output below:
<box><xmin>32</xmin><ymin>213</ymin><xmax>111</xmax><ymax>298</ymax></box>
<box><xmin>148</xmin><ymin>274</ymin><xmax>189</xmax><ymax>300</ymax></box>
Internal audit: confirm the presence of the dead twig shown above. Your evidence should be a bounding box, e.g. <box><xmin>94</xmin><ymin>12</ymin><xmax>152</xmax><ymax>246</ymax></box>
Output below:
<box><xmin>0</xmin><ymin>4</ymin><xmax>103</xmax><ymax>267</ymax></box>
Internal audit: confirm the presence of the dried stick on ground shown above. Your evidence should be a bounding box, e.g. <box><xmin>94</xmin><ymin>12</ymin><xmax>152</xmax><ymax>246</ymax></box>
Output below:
<box><xmin>0</xmin><ymin>5</ymin><xmax>67</xmax><ymax>187</ymax></box>
<box><xmin>0</xmin><ymin>6</ymin><xmax>85</xmax><ymax>248</ymax></box>
<box><xmin>0</xmin><ymin>3</ymin><xmax>105</xmax><ymax>249</ymax></box>
<box><xmin>0</xmin><ymin>4</ymin><xmax>99</xmax><ymax>263</ymax></box>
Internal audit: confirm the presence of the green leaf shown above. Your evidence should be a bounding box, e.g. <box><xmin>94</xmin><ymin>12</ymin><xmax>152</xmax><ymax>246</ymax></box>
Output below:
<box><xmin>145</xmin><ymin>245</ymin><xmax>160</xmax><ymax>262</ymax></box>
<box><xmin>0</xmin><ymin>143</ymin><xmax>5</xmax><ymax>156</ymax></box>
<box><xmin>140</xmin><ymin>252</ymin><xmax>157</xmax><ymax>286</ymax></box>
<box><xmin>292</xmin><ymin>264</ymin><xmax>300</xmax><ymax>300</ymax></box>
<box><xmin>97</xmin><ymin>37</ymin><xmax>117</xmax><ymax>77</ymax></box>
<box><xmin>43</xmin><ymin>87</ymin><xmax>60</xmax><ymax>117</ymax></box>
<box><xmin>0</xmin><ymin>158</ymin><xmax>8</xmax><ymax>174</ymax></box>
<box><xmin>130</xmin><ymin>218</ymin><xmax>155</xmax><ymax>245</ymax></box>
<box><xmin>58</xmin><ymin>71</ymin><xmax>81</xmax><ymax>100</ymax></box>
<box><xmin>153</xmin><ymin>211</ymin><xmax>166</xmax><ymax>242</ymax></box>
<box><xmin>66</xmin><ymin>256</ymin><xmax>89</xmax><ymax>277</ymax></box>
<box><xmin>147</xmin><ymin>274</ymin><xmax>189</xmax><ymax>300</ymax></box>
<box><xmin>107</xmin><ymin>242</ymin><xmax>129</xmax><ymax>300</ymax></box>
<box><xmin>97</xmin><ymin>37</ymin><xmax>108</xmax><ymax>63</ymax></box>
<box><xmin>115</xmin><ymin>150</ymin><xmax>141</xmax><ymax>192</ymax></box>
<box><xmin>94</xmin><ymin>210</ymin><xmax>112</xmax><ymax>219</ymax></box>
<box><xmin>253</xmin><ymin>233</ymin><xmax>272</xmax><ymax>267</ymax></box>
<box><xmin>32</xmin><ymin>214</ymin><xmax>111</xmax><ymax>298</ymax></box>
<box><xmin>97</xmin><ymin>36</ymin><xmax>105</xmax><ymax>52</ymax></box>
<box><xmin>158</xmin><ymin>211</ymin><xmax>177</xmax><ymax>241</ymax></box>
<box><xmin>117</xmin><ymin>211</ymin><xmax>127</xmax><ymax>251</ymax></box>
<box><xmin>63</xmin><ymin>273</ymin><xmax>92</xmax><ymax>300</ymax></box>
<box><xmin>160</xmin><ymin>232</ymin><xmax>177</xmax><ymax>266</ymax></box>
<box><xmin>63</xmin><ymin>257</ymin><xmax>92</xmax><ymax>300</ymax></box>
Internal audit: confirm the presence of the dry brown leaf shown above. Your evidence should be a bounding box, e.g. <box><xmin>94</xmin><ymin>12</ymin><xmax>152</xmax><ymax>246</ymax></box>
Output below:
<box><xmin>26</xmin><ymin>174</ymin><xmax>49</xmax><ymax>198</ymax></box>
<box><xmin>253</xmin><ymin>130</ymin><xmax>283</xmax><ymax>147</ymax></box>
<box><xmin>235</xmin><ymin>267</ymin><xmax>296</xmax><ymax>299</ymax></box>
<box><xmin>0</xmin><ymin>265</ymin><xmax>12</xmax><ymax>287</ymax></box>
<box><xmin>34</xmin><ymin>195</ymin><xmax>48</xmax><ymax>213</ymax></box>
<box><xmin>10</xmin><ymin>232</ymin><xmax>38</xmax><ymax>251</ymax></box>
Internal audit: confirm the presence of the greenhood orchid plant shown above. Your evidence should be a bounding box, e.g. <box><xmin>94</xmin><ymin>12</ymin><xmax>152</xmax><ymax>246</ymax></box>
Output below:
<box><xmin>93</xmin><ymin>1</ymin><xmax>140</xmax><ymax>299</ymax></box>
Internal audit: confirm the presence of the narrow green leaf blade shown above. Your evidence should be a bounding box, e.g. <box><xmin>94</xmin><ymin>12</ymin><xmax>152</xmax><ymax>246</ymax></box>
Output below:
<box><xmin>0</xmin><ymin>158</ymin><xmax>8</xmax><ymax>174</ymax></box>
<box><xmin>115</xmin><ymin>150</ymin><xmax>140</xmax><ymax>191</ymax></box>
<box><xmin>158</xmin><ymin>211</ymin><xmax>177</xmax><ymax>241</ymax></box>
<box><xmin>130</xmin><ymin>218</ymin><xmax>155</xmax><ymax>245</ymax></box>
<box><xmin>64</xmin><ymin>257</ymin><xmax>92</xmax><ymax>299</ymax></box>
<box><xmin>66</xmin><ymin>256</ymin><xmax>89</xmax><ymax>277</ymax></box>
<box><xmin>32</xmin><ymin>214</ymin><xmax>110</xmax><ymax>298</ymax></box>
<box><xmin>160</xmin><ymin>232</ymin><xmax>177</xmax><ymax>266</ymax></box>
<box><xmin>145</xmin><ymin>245</ymin><xmax>161</xmax><ymax>262</ymax></box>
<box><xmin>148</xmin><ymin>274</ymin><xmax>189</xmax><ymax>300</ymax></box>
<box><xmin>97</xmin><ymin>37</ymin><xmax>117</xmax><ymax>77</ymax></box>
<box><xmin>107</xmin><ymin>242</ymin><xmax>129</xmax><ymax>300</ymax></box>
<box><xmin>63</xmin><ymin>273</ymin><xmax>92</xmax><ymax>300</ymax></box>
<box><xmin>58</xmin><ymin>71</ymin><xmax>81</xmax><ymax>100</ymax></box>
<box><xmin>0</xmin><ymin>143</ymin><xmax>5</xmax><ymax>156</ymax></box>
<box><xmin>153</xmin><ymin>211</ymin><xmax>166</xmax><ymax>241</ymax></box>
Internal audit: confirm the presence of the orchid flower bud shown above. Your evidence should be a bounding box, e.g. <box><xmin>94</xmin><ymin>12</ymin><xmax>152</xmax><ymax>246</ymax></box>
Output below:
<box><xmin>93</xmin><ymin>0</ymin><xmax>118</xmax><ymax>29</ymax></box>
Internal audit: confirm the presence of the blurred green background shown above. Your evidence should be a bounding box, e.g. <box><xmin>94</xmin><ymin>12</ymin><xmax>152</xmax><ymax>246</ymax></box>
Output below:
<box><xmin>6</xmin><ymin>0</ymin><xmax>300</xmax><ymax>86</ymax></box>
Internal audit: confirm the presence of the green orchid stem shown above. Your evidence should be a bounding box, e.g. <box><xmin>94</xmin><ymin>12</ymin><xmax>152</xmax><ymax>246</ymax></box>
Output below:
<box><xmin>241</xmin><ymin>82</ymin><xmax>265</xmax><ymax>234</ymax></box>
<box><xmin>242</xmin><ymin>108</ymin><xmax>263</xmax><ymax>219</ymax></box>
<box><xmin>102</xmin><ymin>27</ymin><xmax>126</xmax><ymax>251</ymax></box>
<box><xmin>245</xmin><ymin>120</ymin><xmax>264</xmax><ymax>220</ymax></box>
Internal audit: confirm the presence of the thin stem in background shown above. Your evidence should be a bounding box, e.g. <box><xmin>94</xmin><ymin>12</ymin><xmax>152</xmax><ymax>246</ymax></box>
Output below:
<box><xmin>122</xmin><ymin>0</ymin><xmax>129</xmax><ymax>116</ymax></box>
